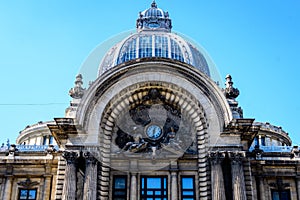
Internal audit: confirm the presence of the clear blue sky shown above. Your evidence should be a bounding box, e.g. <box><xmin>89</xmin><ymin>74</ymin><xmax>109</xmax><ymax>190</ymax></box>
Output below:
<box><xmin>0</xmin><ymin>1</ymin><xmax>299</xmax><ymax>145</ymax></box>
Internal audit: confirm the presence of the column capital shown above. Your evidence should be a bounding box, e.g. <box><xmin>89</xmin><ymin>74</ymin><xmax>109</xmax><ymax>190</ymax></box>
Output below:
<box><xmin>208</xmin><ymin>151</ymin><xmax>226</xmax><ymax>164</ymax></box>
<box><xmin>84</xmin><ymin>152</ymin><xmax>98</xmax><ymax>165</ymax></box>
<box><xmin>62</xmin><ymin>151</ymin><xmax>78</xmax><ymax>164</ymax></box>
<box><xmin>228</xmin><ymin>151</ymin><xmax>246</xmax><ymax>164</ymax></box>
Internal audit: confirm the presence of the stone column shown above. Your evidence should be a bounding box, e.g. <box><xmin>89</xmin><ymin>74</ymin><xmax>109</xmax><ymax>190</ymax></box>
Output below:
<box><xmin>209</xmin><ymin>151</ymin><xmax>226</xmax><ymax>200</ymax></box>
<box><xmin>130</xmin><ymin>173</ymin><xmax>137</xmax><ymax>200</ymax></box>
<box><xmin>62</xmin><ymin>151</ymin><xmax>78</xmax><ymax>200</ymax></box>
<box><xmin>229</xmin><ymin>151</ymin><xmax>247</xmax><ymax>200</ymax></box>
<box><xmin>83</xmin><ymin>152</ymin><xmax>98</xmax><ymax>200</ymax></box>
<box><xmin>3</xmin><ymin>175</ymin><xmax>13</xmax><ymax>200</ymax></box>
<box><xmin>170</xmin><ymin>171</ymin><xmax>178</xmax><ymax>200</ymax></box>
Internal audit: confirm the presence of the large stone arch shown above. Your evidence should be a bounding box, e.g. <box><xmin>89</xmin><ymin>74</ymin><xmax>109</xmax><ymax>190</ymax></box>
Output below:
<box><xmin>76</xmin><ymin>58</ymin><xmax>232</xmax><ymax>147</ymax></box>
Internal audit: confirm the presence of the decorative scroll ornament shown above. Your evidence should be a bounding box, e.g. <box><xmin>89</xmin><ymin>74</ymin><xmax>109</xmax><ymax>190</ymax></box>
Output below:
<box><xmin>223</xmin><ymin>74</ymin><xmax>240</xmax><ymax>99</ymax></box>
<box><xmin>17</xmin><ymin>178</ymin><xmax>39</xmax><ymax>188</ymax></box>
<box><xmin>69</xmin><ymin>74</ymin><xmax>85</xmax><ymax>99</ymax></box>
<box><xmin>269</xmin><ymin>178</ymin><xmax>290</xmax><ymax>190</ymax></box>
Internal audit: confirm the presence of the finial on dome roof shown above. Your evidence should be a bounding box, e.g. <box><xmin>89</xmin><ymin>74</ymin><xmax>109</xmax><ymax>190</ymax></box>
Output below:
<box><xmin>136</xmin><ymin>1</ymin><xmax>172</xmax><ymax>32</ymax></box>
<box><xmin>151</xmin><ymin>0</ymin><xmax>157</xmax><ymax>8</ymax></box>
<box><xmin>224</xmin><ymin>74</ymin><xmax>240</xmax><ymax>99</ymax></box>
<box><xmin>69</xmin><ymin>74</ymin><xmax>85</xmax><ymax>99</ymax></box>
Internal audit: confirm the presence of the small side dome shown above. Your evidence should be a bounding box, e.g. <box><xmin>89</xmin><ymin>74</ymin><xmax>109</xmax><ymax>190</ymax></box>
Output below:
<box><xmin>144</xmin><ymin>1</ymin><xmax>163</xmax><ymax>18</ymax></box>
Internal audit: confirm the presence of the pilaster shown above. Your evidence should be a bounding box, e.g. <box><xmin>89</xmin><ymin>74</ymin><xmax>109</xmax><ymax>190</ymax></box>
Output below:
<box><xmin>208</xmin><ymin>151</ymin><xmax>226</xmax><ymax>200</ymax></box>
<box><xmin>83</xmin><ymin>152</ymin><xmax>98</xmax><ymax>200</ymax></box>
<box><xmin>3</xmin><ymin>175</ymin><xmax>13</xmax><ymax>200</ymax></box>
<box><xmin>229</xmin><ymin>151</ymin><xmax>247</xmax><ymax>200</ymax></box>
<box><xmin>130</xmin><ymin>173</ymin><xmax>137</xmax><ymax>200</ymax></box>
<box><xmin>43</xmin><ymin>175</ymin><xmax>52</xmax><ymax>200</ymax></box>
<box><xmin>62</xmin><ymin>151</ymin><xmax>78</xmax><ymax>200</ymax></box>
<box><xmin>170</xmin><ymin>171</ymin><xmax>178</xmax><ymax>200</ymax></box>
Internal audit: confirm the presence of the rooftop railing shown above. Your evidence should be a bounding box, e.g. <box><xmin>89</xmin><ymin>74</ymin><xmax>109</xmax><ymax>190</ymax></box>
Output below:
<box><xmin>0</xmin><ymin>144</ymin><xmax>59</xmax><ymax>152</ymax></box>
<box><xmin>249</xmin><ymin>145</ymin><xmax>296</xmax><ymax>153</ymax></box>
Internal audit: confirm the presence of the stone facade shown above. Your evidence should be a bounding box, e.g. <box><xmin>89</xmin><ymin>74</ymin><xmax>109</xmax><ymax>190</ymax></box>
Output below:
<box><xmin>0</xmin><ymin>2</ymin><xmax>299</xmax><ymax>200</ymax></box>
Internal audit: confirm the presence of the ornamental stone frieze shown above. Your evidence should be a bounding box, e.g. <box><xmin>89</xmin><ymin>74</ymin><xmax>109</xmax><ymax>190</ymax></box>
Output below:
<box><xmin>17</xmin><ymin>178</ymin><xmax>39</xmax><ymax>188</ymax></box>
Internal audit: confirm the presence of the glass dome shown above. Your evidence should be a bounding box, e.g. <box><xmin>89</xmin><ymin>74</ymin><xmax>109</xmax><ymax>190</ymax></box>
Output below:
<box><xmin>98</xmin><ymin>2</ymin><xmax>211</xmax><ymax>77</ymax></box>
<box><xmin>78</xmin><ymin>2</ymin><xmax>222</xmax><ymax>86</ymax></box>
<box><xmin>98</xmin><ymin>32</ymin><xmax>211</xmax><ymax>77</ymax></box>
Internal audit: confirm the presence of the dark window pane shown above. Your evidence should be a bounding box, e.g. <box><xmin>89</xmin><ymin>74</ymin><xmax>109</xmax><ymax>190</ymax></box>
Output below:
<box><xmin>43</xmin><ymin>136</ymin><xmax>47</xmax><ymax>145</ymax></box>
<box><xmin>115</xmin><ymin>177</ymin><xmax>126</xmax><ymax>189</ymax></box>
<box><xmin>281</xmin><ymin>192</ymin><xmax>289</xmax><ymax>200</ymax></box>
<box><xmin>271</xmin><ymin>190</ymin><xmax>290</xmax><ymax>200</ymax></box>
<box><xmin>114</xmin><ymin>191</ymin><xmax>126</xmax><ymax>195</ymax></box>
<box><xmin>113</xmin><ymin>176</ymin><xmax>127</xmax><ymax>200</ymax></box>
<box><xmin>49</xmin><ymin>136</ymin><xmax>54</xmax><ymax>145</ymax></box>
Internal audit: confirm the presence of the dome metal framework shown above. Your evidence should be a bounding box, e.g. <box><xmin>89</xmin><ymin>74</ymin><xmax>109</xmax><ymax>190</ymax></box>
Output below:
<box><xmin>98</xmin><ymin>2</ymin><xmax>211</xmax><ymax>78</ymax></box>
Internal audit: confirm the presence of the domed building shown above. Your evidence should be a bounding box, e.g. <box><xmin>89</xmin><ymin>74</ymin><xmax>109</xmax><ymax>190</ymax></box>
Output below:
<box><xmin>0</xmin><ymin>2</ymin><xmax>299</xmax><ymax>200</ymax></box>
